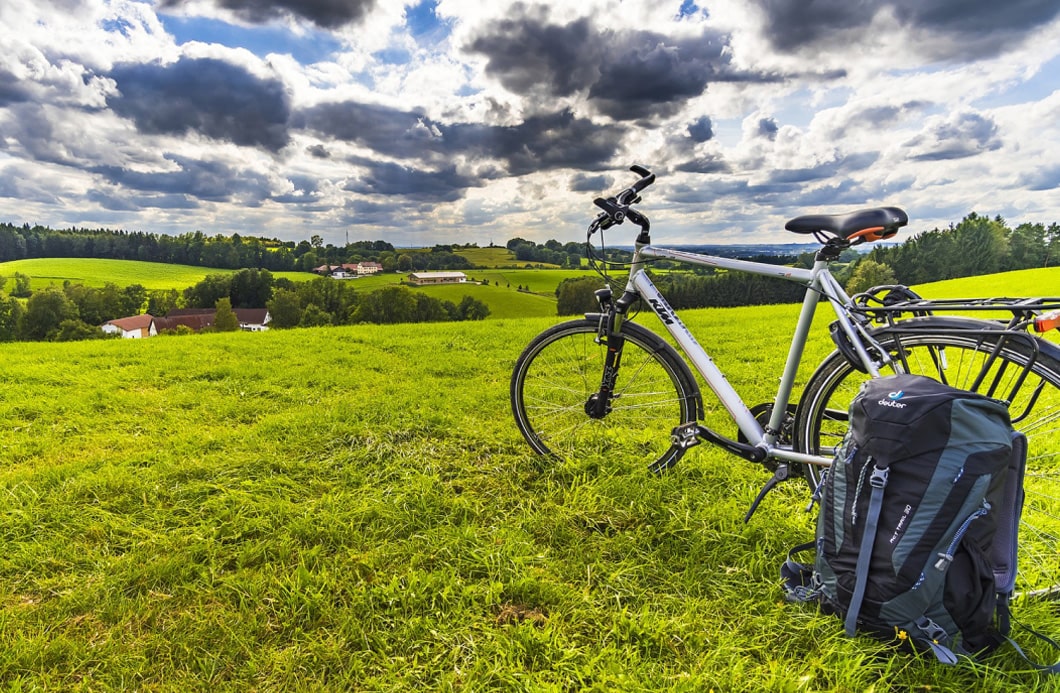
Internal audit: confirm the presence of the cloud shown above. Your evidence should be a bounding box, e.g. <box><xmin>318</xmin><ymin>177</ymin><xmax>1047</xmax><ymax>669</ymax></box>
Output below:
<box><xmin>91</xmin><ymin>154</ymin><xmax>273</xmax><ymax>205</ymax></box>
<box><xmin>675</xmin><ymin>154</ymin><xmax>730</xmax><ymax>174</ymax></box>
<box><xmin>106</xmin><ymin>56</ymin><xmax>291</xmax><ymax>151</ymax></box>
<box><xmin>1019</xmin><ymin>164</ymin><xmax>1060</xmax><ymax>191</ymax></box>
<box><xmin>344</xmin><ymin>160</ymin><xmax>477</xmax><ymax>202</ymax></box>
<box><xmin>159</xmin><ymin>0</ymin><xmax>377</xmax><ymax>29</ymax></box>
<box><xmin>299</xmin><ymin>101</ymin><xmax>625</xmax><ymax>177</ymax></box>
<box><xmin>0</xmin><ymin>69</ymin><xmax>33</xmax><ymax>106</ymax></box>
<box><xmin>570</xmin><ymin>173</ymin><xmax>612</xmax><ymax>192</ymax></box>
<box><xmin>464</xmin><ymin>4</ymin><xmax>769</xmax><ymax>122</ymax></box>
<box><xmin>752</xmin><ymin>0</ymin><xmax>1060</xmax><ymax>58</ymax></box>
<box><xmin>687</xmin><ymin>116</ymin><xmax>714</xmax><ymax>142</ymax></box>
<box><xmin>906</xmin><ymin>112</ymin><xmax>1002</xmax><ymax>161</ymax></box>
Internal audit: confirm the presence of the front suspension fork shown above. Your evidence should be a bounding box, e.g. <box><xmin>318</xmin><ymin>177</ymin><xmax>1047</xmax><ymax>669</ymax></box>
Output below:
<box><xmin>587</xmin><ymin>289</ymin><xmax>624</xmax><ymax>419</ymax></box>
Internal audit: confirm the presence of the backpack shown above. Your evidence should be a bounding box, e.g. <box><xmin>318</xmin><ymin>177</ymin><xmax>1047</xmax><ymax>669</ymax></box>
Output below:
<box><xmin>783</xmin><ymin>373</ymin><xmax>1031</xmax><ymax>663</ymax></box>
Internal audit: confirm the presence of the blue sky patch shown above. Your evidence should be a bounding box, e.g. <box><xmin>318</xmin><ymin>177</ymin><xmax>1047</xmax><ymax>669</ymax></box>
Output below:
<box><xmin>406</xmin><ymin>0</ymin><xmax>452</xmax><ymax>43</ymax></box>
<box><xmin>158</xmin><ymin>15</ymin><xmax>343</xmax><ymax>64</ymax></box>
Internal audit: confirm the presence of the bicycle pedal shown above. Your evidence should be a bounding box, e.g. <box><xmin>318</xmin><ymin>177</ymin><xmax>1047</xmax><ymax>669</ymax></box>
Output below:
<box><xmin>670</xmin><ymin>422</ymin><xmax>701</xmax><ymax>449</ymax></box>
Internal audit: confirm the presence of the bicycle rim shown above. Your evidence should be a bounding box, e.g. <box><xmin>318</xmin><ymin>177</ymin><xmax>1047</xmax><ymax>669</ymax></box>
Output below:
<box><xmin>796</xmin><ymin>331</ymin><xmax>1060</xmax><ymax>596</ymax></box>
<box><xmin>511</xmin><ymin>320</ymin><xmax>699</xmax><ymax>474</ymax></box>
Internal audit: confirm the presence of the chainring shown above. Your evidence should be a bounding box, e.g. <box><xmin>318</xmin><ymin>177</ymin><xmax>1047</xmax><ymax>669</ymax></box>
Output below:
<box><xmin>738</xmin><ymin>402</ymin><xmax>796</xmax><ymax>472</ymax></box>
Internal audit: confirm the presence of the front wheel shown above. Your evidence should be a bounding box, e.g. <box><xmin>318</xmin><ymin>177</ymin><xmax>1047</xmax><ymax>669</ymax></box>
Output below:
<box><xmin>511</xmin><ymin>318</ymin><xmax>701</xmax><ymax>474</ymax></box>
<box><xmin>795</xmin><ymin>325</ymin><xmax>1060</xmax><ymax>596</ymax></box>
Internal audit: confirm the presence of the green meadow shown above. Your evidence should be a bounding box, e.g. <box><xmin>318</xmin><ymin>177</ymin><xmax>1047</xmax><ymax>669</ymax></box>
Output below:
<box><xmin>2</xmin><ymin>271</ymin><xmax>1059</xmax><ymax>690</ymax></box>
<box><xmin>0</xmin><ymin>258</ymin><xmax>307</xmax><ymax>292</ymax></box>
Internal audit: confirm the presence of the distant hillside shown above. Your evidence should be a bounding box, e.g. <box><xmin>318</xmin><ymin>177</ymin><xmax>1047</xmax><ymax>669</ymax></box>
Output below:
<box><xmin>914</xmin><ymin>266</ymin><xmax>1060</xmax><ymax>299</ymax></box>
<box><xmin>0</xmin><ymin>258</ymin><xmax>307</xmax><ymax>291</ymax></box>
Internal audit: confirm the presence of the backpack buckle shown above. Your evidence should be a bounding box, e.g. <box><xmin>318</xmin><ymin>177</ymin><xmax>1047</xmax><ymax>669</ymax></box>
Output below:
<box><xmin>869</xmin><ymin>465</ymin><xmax>889</xmax><ymax>489</ymax></box>
<box><xmin>915</xmin><ymin>617</ymin><xmax>948</xmax><ymax>643</ymax></box>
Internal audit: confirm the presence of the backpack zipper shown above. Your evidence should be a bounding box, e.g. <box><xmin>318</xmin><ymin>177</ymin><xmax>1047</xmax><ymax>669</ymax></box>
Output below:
<box><xmin>933</xmin><ymin>501</ymin><xmax>991</xmax><ymax>571</ymax></box>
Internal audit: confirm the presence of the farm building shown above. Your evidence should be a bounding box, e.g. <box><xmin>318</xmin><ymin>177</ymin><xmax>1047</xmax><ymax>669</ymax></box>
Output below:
<box><xmin>407</xmin><ymin>271</ymin><xmax>467</xmax><ymax>286</ymax></box>
<box><xmin>101</xmin><ymin>314</ymin><xmax>157</xmax><ymax>339</ymax></box>
<box><xmin>156</xmin><ymin>309</ymin><xmax>272</xmax><ymax>332</ymax></box>
<box><xmin>316</xmin><ymin>262</ymin><xmax>384</xmax><ymax>278</ymax></box>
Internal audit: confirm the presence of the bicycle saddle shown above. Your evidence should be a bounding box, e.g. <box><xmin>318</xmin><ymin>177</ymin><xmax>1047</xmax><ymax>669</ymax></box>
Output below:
<box><xmin>785</xmin><ymin>207</ymin><xmax>908</xmax><ymax>242</ymax></box>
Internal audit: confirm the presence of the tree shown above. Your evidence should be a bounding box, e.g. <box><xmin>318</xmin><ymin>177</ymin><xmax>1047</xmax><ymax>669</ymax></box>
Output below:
<box><xmin>556</xmin><ymin>277</ymin><xmax>603</xmax><ymax>315</ymax></box>
<box><xmin>229</xmin><ymin>268</ymin><xmax>274</xmax><ymax>308</ymax></box>
<box><xmin>213</xmin><ymin>297</ymin><xmax>240</xmax><ymax>332</ymax></box>
<box><xmin>267</xmin><ymin>288</ymin><xmax>303</xmax><ymax>328</ymax></box>
<box><xmin>299</xmin><ymin>303</ymin><xmax>333</xmax><ymax>327</ymax></box>
<box><xmin>185</xmin><ymin>274</ymin><xmax>233</xmax><ymax>309</ymax></box>
<box><xmin>457</xmin><ymin>295</ymin><xmax>490</xmax><ymax>320</ymax></box>
<box><xmin>845</xmin><ymin>259</ymin><xmax>897</xmax><ymax>295</ymax></box>
<box><xmin>55</xmin><ymin>319</ymin><xmax>101</xmax><ymax>342</ymax></box>
<box><xmin>147</xmin><ymin>289</ymin><xmax>181</xmax><ymax>316</ymax></box>
<box><xmin>11</xmin><ymin>272</ymin><xmax>31</xmax><ymax>298</ymax></box>
<box><xmin>21</xmin><ymin>288</ymin><xmax>79</xmax><ymax>340</ymax></box>
<box><xmin>0</xmin><ymin>296</ymin><xmax>24</xmax><ymax>341</ymax></box>
<box><xmin>351</xmin><ymin>286</ymin><xmax>418</xmax><ymax>324</ymax></box>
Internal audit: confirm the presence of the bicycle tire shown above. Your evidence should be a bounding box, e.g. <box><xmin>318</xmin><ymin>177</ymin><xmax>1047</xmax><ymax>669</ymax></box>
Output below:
<box><xmin>511</xmin><ymin>318</ymin><xmax>701</xmax><ymax>474</ymax></box>
<box><xmin>795</xmin><ymin>320</ymin><xmax>1060</xmax><ymax>596</ymax></box>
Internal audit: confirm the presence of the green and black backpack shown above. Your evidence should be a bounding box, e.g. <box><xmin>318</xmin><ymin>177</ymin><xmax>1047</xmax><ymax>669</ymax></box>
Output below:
<box><xmin>782</xmin><ymin>373</ymin><xmax>1058</xmax><ymax>667</ymax></box>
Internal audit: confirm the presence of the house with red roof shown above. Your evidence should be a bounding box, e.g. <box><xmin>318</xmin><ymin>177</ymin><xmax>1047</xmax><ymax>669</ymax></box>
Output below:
<box><xmin>101</xmin><ymin>314</ymin><xmax>157</xmax><ymax>339</ymax></box>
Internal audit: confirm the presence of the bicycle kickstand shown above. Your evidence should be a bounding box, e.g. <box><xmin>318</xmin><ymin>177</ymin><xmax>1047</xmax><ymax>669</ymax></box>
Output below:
<box><xmin>743</xmin><ymin>463</ymin><xmax>791</xmax><ymax>523</ymax></box>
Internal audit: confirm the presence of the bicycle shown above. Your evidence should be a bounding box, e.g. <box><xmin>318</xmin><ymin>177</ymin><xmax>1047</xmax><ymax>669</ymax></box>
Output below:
<box><xmin>510</xmin><ymin>165</ymin><xmax>1060</xmax><ymax>597</ymax></box>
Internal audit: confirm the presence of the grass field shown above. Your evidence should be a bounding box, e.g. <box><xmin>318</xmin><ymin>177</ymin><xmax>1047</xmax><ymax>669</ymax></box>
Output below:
<box><xmin>915</xmin><ymin>266</ymin><xmax>1060</xmax><ymax>299</ymax></box>
<box><xmin>0</xmin><ymin>258</ymin><xmax>307</xmax><ymax>291</ymax></box>
<box><xmin>2</xmin><ymin>280</ymin><xmax>1059</xmax><ymax>689</ymax></box>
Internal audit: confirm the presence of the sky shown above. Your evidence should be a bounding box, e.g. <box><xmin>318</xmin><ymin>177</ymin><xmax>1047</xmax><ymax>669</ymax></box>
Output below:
<box><xmin>1</xmin><ymin>1</ymin><xmax>1059</xmax><ymax>248</ymax></box>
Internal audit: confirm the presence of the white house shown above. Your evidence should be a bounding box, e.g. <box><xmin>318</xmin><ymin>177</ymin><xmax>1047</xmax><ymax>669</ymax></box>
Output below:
<box><xmin>102</xmin><ymin>314</ymin><xmax>157</xmax><ymax>338</ymax></box>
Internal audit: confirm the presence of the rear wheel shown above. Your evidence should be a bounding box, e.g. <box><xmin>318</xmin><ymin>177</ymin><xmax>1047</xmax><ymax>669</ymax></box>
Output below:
<box><xmin>795</xmin><ymin>325</ymin><xmax>1060</xmax><ymax>597</ymax></box>
<box><xmin>511</xmin><ymin>318</ymin><xmax>701</xmax><ymax>474</ymax></box>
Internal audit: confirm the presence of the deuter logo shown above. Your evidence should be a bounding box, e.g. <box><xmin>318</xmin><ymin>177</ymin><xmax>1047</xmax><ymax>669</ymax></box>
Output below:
<box><xmin>877</xmin><ymin>390</ymin><xmax>907</xmax><ymax>409</ymax></box>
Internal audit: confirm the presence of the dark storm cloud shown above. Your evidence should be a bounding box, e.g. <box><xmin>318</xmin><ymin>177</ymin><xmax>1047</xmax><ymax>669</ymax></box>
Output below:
<box><xmin>570</xmin><ymin>173</ymin><xmax>612</xmax><ymax>192</ymax></box>
<box><xmin>306</xmin><ymin>143</ymin><xmax>331</xmax><ymax>158</ymax></box>
<box><xmin>159</xmin><ymin>0</ymin><xmax>376</xmax><ymax>29</ymax></box>
<box><xmin>107</xmin><ymin>57</ymin><xmax>291</xmax><ymax>152</ymax></box>
<box><xmin>753</xmin><ymin>0</ymin><xmax>1060</xmax><ymax>57</ymax></box>
<box><xmin>0</xmin><ymin>69</ymin><xmax>33</xmax><ymax>106</ymax></box>
<box><xmin>298</xmin><ymin>101</ymin><xmax>626</xmax><ymax>178</ymax></box>
<box><xmin>92</xmin><ymin>155</ymin><xmax>272</xmax><ymax>205</ymax></box>
<box><xmin>687</xmin><ymin>116</ymin><xmax>714</xmax><ymax>143</ymax></box>
<box><xmin>756</xmin><ymin>117</ymin><xmax>778</xmax><ymax>140</ymax></box>
<box><xmin>465</xmin><ymin>4</ymin><xmax>776</xmax><ymax>122</ymax></box>
<box><xmin>906</xmin><ymin>112</ymin><xmax>1002</xmax><ymax>161</ymax></box>
<box><xmin>295</xmin><ymin>100</ymin><xmax>436</xmax><ymax>160</ymax></box>
<box><xmin>345</xmin><ymin>160</ymin><xmax>476</xmax><ymax>202</ymax></box>
<box><xmin>675</xmin><ymin>154</ymin><xmax>730</xmax><ymax>174</ymax></box>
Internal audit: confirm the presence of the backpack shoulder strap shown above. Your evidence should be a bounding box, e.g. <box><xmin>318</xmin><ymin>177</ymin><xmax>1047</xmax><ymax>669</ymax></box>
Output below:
<box><xmin>845</xmin><ymin>464</ymin><xmax>889</xmax><ymax>637</ymax></box>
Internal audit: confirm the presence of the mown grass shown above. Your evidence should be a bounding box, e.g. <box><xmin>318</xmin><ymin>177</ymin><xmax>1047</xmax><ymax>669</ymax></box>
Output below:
<box><xmin>2</xmin><ymin>299</ymin><xmax>1059</xmax><ymax>691</ymax></box>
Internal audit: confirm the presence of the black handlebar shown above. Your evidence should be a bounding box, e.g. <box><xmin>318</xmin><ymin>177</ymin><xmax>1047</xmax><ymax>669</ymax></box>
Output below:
<box><xmin>591</xmin><ymin>165</ymin><xmax>655</xmax><ymax>235</ymax></box>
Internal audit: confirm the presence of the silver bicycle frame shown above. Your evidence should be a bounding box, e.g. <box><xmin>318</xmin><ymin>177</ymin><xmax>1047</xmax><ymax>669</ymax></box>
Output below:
<box><xmin>628</xmin><ymin>243</ymin><xmax>883</xmax><ymax>467</ymax></box>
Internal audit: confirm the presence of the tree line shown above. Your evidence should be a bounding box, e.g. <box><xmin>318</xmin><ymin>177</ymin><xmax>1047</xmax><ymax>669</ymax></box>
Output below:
<box><xmin>0</xmin><ymin>223</ymin><xmax>475</xmax><ymax>273</ymax></box>
<box><xmin>555</xmin><ymin>213</ymin><xmax>1059</xmax><ymax>314</ymax></box>
<box><xmin>0</xmin><ymin>269</ymin><xmax>489</xmax><ymax>342</ymax></box>
<box><xmin>851</xmin><ymin>213</ymin><xmax>1058</xmax><ymax>290</ymax></box>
